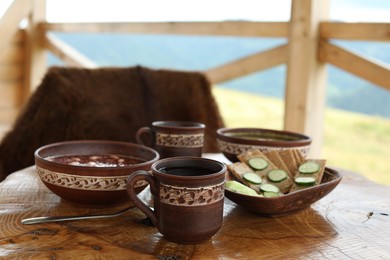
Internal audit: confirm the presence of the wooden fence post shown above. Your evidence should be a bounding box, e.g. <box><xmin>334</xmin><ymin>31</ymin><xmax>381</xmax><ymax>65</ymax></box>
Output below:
<box><xmin>24</xmin><ymin>0</ymin><xmax>47</xmax><ymax>103</ymax></box>
<box><xmin>284</xmin><ymin>0</ymin><xmax>329</xmax><ymax>156</ymax></box>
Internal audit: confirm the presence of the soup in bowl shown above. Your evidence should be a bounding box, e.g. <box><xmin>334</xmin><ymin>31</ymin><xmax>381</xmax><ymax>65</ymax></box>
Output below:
<box><xmin>35</xmin><ymin>140</ymin><xmax>159</xmax><ymax>206</ymax></box>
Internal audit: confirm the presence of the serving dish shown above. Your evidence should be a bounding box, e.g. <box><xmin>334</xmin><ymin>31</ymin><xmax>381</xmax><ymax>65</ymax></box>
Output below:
<box><xmin>225</xmin><ymin>167</ymin><xmax>342</xmax><ymax>217</ymax></box>
<box><xmin>216</xmin><ymin>128</ymin><xmax>312</xmax><ymax>162</ymax></box>
<box><xmin>35</xmin><ymin>140</ymin><xmax>159</xmax><ymax>206</ymax></box>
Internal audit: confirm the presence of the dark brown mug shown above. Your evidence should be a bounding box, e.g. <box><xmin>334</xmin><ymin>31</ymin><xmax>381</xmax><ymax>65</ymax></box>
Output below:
<box><xmin>135</xmin><ymin>121</ymin><xmax>205</xmax><ymax>158</ymax></box>
<box><xmin>126</xmin><ymin>157</ymin><xmax>226</xmax><ymax>244</ymax></box>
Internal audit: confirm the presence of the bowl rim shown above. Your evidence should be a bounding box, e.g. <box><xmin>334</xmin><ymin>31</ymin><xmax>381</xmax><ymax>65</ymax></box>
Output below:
<box><xmin>217</xmin><ymin>127</ymin><xmax>311</xmax><ymax>146</ymax></box>
<box><xmin>152</xmin><ymin>120</ymin><xmax>205</xmax><ymax>129</ymax></box>
<box><xmin>152</xmin><ymin>156</ymin><xmax>227</xmax><ymax>180</ymax></box>
<box><xmin>34</xmin><ymin>139</ymin><xmax>160</xmax><ymax>170</ymax></box>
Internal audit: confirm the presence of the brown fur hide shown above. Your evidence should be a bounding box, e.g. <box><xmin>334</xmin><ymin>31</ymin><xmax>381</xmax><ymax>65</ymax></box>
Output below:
<box><xmin>0</xmin><ymin>66</ymin><xmax>224</xmax><ymax>181</ymax></box>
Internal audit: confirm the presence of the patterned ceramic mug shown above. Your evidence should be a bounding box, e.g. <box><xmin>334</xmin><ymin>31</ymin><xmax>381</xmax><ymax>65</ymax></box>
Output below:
<box><xmin>136</xmin><ymin>121</ymin><xmax>205</xmax><ymax>158</ymax></box>
<box><xmin>126</xmin><ymin>156</ymin><xmax>226</xmax><ymax>244</ymax></box>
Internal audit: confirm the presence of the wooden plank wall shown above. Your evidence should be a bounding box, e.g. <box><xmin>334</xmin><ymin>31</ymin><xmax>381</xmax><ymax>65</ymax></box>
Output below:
<box><xmin>0</xmin><ymin>31</ymin><xmax>26</xmax><ymax>138</ymax></box>
<box><xmin>0</xmin><ymin>0</ymin><xmax>46</xmax><ymax>140</ymax></box>
<box><xmin>1</xmin><ymin>0</ymin><xmax>389</xmax><ymax>155</ymax></box>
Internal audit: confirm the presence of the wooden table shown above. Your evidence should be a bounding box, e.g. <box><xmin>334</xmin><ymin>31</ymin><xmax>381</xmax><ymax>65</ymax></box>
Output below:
<box><xmin>1</xmin><ymin>154</ymin><xmax>389</xmax><ymax>259</ymax></box>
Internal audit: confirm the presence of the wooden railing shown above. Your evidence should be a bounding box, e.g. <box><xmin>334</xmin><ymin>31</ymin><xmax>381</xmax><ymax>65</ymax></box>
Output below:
<box><xmin>1</xmin><ymin>0</ymin><xmax>389</xmax><ymax>156</ymax></box>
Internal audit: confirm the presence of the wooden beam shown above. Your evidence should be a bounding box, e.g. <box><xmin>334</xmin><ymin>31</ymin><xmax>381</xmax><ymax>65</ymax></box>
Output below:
<box><xmin>319</xmin><ymin>41</ymin><xmax>390</xmax><ymax>91</ymax></box>
<box><xmin>206</xmin><ymin>44</ymin><xmax>288</xmax><ymax>84</ymax></box>
<box><xmin>321</xmin><ymin>22</ymin><xmax>390</xmax><ymax>41</ymax></box>
<box><xmin>0</xmin><ymin>46</ymin><xmax>25</xmax><ymax>65</ymax></box>
<box><xmin>284</xmin><ymin>0</ymin><xmax>329</xmax><ymax>157</ymax></box>
<box><xmin>0</xmin><ymin>79</ymin><xmax>23</xmax><ymax>107</ymax></box>
<box><xmin>44</xmin><ymin>34</ymin><xmax>97</xmax><ymax>68</ymax></box>
<box><xmin>0</xmin><ymin>37</ymin><xmax>25</xmax><ymax>65</ymax></box>
<box><xmin>0</xmin><ymin>65</ymin><xmax>23</xmax><ymax>81</ymax></box>
<box><xmin>24</xmin><ymin>0</ymin><xmax>47</xmax><ymax>101</ymax></box>
<box><xmin>0</xmin><ymin>0</ymin><xmax>31</xmax><ymax>59</ymax></box>
<box><xmin>0</xmin><ymin>77</ymin><xmax>24</xmax><ymax>115</ymax></box>
<box><xmin>39</xmin><ymin>21</ymin><xmax>289</xmax><ymax>38</ymax></box>
<box><xmin>0</xmin><ymin>107</ymin><xmax>18</xmax><ymax>124</ymax></box>
<box><xmin>10</xmin><ymin>30</ymin><xmax>25</xmax><ymax>44</ymax></box>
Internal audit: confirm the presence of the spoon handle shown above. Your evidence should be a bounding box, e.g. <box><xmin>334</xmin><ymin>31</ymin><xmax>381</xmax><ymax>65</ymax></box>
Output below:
<box><xmin>21</xmin><ymin>206</ymin><xmax>133</xmax><ymax>225</ymax></box>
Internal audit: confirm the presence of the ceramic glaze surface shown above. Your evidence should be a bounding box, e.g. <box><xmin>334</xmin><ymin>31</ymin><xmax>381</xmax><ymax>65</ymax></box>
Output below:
<box><xmin>159</xmin><ymin>181</ymin><xmax>224</xmax><ymax>206</ymax></box>
<box><xmin>156</xmin><ymin>133</ymin><xmax>204</xmax><ymax>148</ymax></box>
<box><xmin>136</xmin><ymin>121</ymin><xmax>205</xmax><ymax>158</ymax></box>
<box><xmin>127</xmin><ymin>157</ymin><xmax>226</xmax><ymax>244</ymax></box>
<box><xmin>35</xmin><ymin>140</ymin><xmax>159</xmax><ymax>206</ymax></box>
<box><xmin>225</xmin><ymin>167</ymin><xmax>342</xmax><ymax>217</ymax></box>
<box><xmin>217</xmin><ymin>128</ymin><xmax>311</xmax><ymax>162</ymax></box>
<box><xmin>37</xmin><ymin>166</ymin><xmax>147</xmax><ymax>191</ymax></box>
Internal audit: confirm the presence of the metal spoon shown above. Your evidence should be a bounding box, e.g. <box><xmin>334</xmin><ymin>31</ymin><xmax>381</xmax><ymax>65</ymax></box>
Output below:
<box><xmin>21</xmin><ymin>206</ymin><xmax>135</xmax><ymax>225</ymax></box>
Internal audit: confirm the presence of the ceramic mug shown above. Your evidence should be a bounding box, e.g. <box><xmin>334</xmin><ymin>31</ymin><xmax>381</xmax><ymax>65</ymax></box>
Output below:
<box><xmin>126</xmin><ymin>156</ymin><xmax>226</xmax><ymax>244</ymax></box>
<box><xmin>135</xmin><ymin>121</ymin><xmax>205</xmax><ymax>158</ymax></box>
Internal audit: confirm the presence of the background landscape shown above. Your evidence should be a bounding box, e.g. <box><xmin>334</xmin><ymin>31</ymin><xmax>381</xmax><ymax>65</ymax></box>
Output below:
<box><xmin>42</xmin><ymin>0</ymin><xmax>389</xmax><ymax>185</ymax></box>
<box><xmin>50</xmin><ymin>34</ymin><xmax>390</xmax><ymax>118</ymax></box>
<box><xmin>48</xmin><ymin>34</ymin><xmax>390</xmax><ymax>185</ymax></box>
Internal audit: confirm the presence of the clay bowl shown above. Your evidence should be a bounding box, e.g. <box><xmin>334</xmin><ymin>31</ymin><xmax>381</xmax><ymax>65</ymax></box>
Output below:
<box><xmin>216</xmin><ymin>128</ymin><xmax>312</xmax><ymax>162</ymax></box>
<box><xmin>225</xmin><ymin>167</ymin><xmax>342</xmax><ymax>217</ymax></box>
<box><xmin>35</xmin><ymin>140</ymin><xmax>159</xmax><ymax>206</ymax></box>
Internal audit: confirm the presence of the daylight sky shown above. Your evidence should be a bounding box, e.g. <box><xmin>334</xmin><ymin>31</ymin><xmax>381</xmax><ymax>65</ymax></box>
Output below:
<box><xmin>1</xmin><ymin>0</ymin><xmax>390</xmax><ymax>22</ymax></box>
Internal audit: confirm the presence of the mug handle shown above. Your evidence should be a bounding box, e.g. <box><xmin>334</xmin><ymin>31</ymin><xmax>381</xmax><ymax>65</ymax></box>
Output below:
<box><xmin>136</xmin><ymin>127</ymin><xmax>153</xmax><ymax>147</ymax></box>
<box><xmin>126</xmin><ymin>170</ymin><xmax>157</xmax><ymax>227</ymax></box>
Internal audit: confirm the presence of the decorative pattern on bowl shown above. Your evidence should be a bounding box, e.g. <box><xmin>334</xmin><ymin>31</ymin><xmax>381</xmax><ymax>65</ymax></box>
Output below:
<box><xmin>159</xmin><ymin>181</ymin><xmax>224</xmax><ymax>206</ymax></box>
<box><xmin>37</xmin><ymin>166</ymin><xmax>146</xmax><ymax>191</ymax></box>
<box><xmin>217</xmin><ymin>140</ymin><xmax>311</xmax><ymax>158</ymax></box>
<box><xmin>156</xmin><ymin>133</ymin><xmax>204</xmax><ymax>148</ymax></box>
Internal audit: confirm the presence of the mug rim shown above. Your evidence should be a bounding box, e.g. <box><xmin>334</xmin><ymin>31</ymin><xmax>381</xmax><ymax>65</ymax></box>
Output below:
<box><xmin>152</xmin><ymin>121</ymin><xmax>206</xmax><ymax>129</ymax></box>
<box><xmin>151</xmin><ymin>156</ymin><xmax>226</xmax><ymax>180</ymax></box>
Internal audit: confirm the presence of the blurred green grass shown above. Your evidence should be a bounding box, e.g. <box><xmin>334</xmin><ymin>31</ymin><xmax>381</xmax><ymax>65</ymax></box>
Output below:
<box><xmin>213</xmin><ymin>87</ymin><xmax>390</xmax><ymax>186</ymax></box>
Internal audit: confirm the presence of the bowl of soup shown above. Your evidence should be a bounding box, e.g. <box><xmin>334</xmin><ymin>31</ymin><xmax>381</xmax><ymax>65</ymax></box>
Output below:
<box><xmin>216</xmin><ymin>128</ymin><xmax>312</xmax><ymax>162</ymax></box>
<box><xmin>35</xmin><ymin>140</ymin><xmax>159</xmax><ymax>206</ymax></box>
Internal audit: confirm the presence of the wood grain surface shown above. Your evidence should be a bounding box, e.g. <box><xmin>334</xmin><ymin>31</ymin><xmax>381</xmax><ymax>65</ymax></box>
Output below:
<box><xmin>1</xmin><ymin>154</ymin><xmax>390</xmax><ymax>259</ymax></box>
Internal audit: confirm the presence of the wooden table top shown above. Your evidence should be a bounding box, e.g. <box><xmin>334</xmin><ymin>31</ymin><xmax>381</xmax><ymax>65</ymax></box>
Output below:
<box><xmin>1</xmin><ymin>154</ymin><xmax>389</xmax><ymax>259</ymax></box>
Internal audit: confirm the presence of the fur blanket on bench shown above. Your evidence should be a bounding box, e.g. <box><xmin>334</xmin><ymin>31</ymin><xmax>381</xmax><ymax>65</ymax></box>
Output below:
<box><xmin>0</xmin><ymin>66</ymin><xmax>224</xmax><ymax>181</ymax></box>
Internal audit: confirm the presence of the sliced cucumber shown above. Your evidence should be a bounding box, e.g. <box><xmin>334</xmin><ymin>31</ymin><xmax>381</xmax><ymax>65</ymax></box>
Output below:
<box><xmin>267</xmin><ymin>169</ymin><xmax>288</xmax><ymax>183</ymax></box>
<box><xmin>295</xmin><ymin>176</ymin><xmax>316</xmax><ymax>186</ymax></box>
<box><xmin>298</xmin><ymin>161</ymin><xmax>320</xmax><ymax>174</ymax></box>
<box><xmin>243</xmin><ymin>172</ymin><xmax>262</xmax><ymax>184</ymax></box>
<box><xmin>248</xmin><ymin>157</ymin><xmax>268</xmax><ymax>170</ymax></box>
<box><xmin>225</xmin><ymin>180</ymin><xmax>240</xmax><ymax>191</ymax></box>
<box><xmin>263</xmin><ymin>191</ymin><xmax>280</xmax><ymax>198</ymax></box>
<box><xmin>260</xmin><ymin>183</ymin><xmax>280</xmax><ymax>193</ymax></box>
<box><xmin>225</xmin><ymin>181</ymin><xmax>259</xmax><ymax>196</ymax></box>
